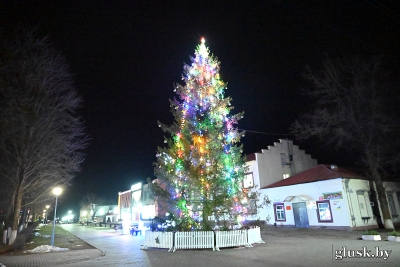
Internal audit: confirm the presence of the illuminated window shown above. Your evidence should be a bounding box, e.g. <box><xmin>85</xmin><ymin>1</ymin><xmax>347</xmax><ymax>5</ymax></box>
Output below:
<box><xmin>283</xmin><ymin>174</ymin><xmax>290</xmax><ymax>179</ymax></box>
<box><xmin>316</xmin><ymin>200</ymin><xmax>333</xmax><ymax>222</ymax></box>
<box><xmin>243</xmin><ymin>172</ymin><xmax>254</xmax><ymax>188</ymax></box>
<box><xmin>274</xmin><ymin>203</ymin><xmax>286</xmax><ymax>221</ymax></box>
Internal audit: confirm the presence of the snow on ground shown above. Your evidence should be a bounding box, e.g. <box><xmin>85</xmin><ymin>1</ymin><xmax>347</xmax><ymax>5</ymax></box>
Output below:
<box><xmin>33</xmin><ymin>232</ymin><xmax>50</xmax><ymax>238</ymax></box>
<box><xmin>27</xmin><ymin>245</ymin><xmax>69</xmax><ymax>253</ymax></box>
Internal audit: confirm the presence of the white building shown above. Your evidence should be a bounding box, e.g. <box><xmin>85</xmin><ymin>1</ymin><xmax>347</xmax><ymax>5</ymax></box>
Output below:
<box><xmin>242</xmin><ymin>139</ymin><xmax>400</xmax><ymax>230</ymax></box>
<box><xmin>79</xmin><ymin>204</ymin><xmax>118</xmax><ymax>223</ymax></box>
<box><xmin>244</xmin><ymin>139</ymin><xmax>317</xmax><ymax>189</ymax></box>
<box><xmin>118</xmin><ymin>182</ymin><xmax>156</xmax><ymax>232</ymax></box>
<box><xmin>256</xmin><ymin>164</ymin><xmax>400</xmax><ymax>230</ymax></box>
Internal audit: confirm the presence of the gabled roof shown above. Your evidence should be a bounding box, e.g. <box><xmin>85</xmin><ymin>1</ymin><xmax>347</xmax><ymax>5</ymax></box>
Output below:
<box><xmin>262</xmin><ymin>164</ymin><xmax>366</xmax><ymax>189</ymax></box>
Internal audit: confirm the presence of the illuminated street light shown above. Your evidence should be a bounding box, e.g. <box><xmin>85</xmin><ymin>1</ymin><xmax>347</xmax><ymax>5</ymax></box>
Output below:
<box><xmin>50</xmin><ymin>187</ymin><xmax>62</xmax><ymax>247</ymax></box>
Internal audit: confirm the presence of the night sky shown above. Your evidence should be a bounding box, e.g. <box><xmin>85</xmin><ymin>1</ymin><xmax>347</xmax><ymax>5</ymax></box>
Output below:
<box><xmin>2</xmin><ymin>1</ymin><xmax>399</xmax><ymax>216</ymax></box>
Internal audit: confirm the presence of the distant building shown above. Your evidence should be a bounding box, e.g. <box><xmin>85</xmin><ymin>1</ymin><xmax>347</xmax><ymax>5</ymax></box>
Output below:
<box><xmin>79</xmin><ymin>205</ymin><xmax>118</xmax><ymax>223</ymax></box>
<box><xmin>118</xmin><ymin>182</ymin><xmax>155</xmax><ymax>233</ymax></box>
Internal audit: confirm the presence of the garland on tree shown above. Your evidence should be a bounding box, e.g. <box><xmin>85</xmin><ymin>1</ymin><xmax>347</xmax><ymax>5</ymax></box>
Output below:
<box><xmin>153</xmin><ymin>38</ymin><xmax>257</xmax><ymax>231</ymax></box>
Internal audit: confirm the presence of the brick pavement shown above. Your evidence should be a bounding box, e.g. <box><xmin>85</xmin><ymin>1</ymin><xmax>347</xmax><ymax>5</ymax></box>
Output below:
<box><xmin>0</xmin><ymin>225</ymin><xmax>399</xmax><ymax>267</ymax></box>
<box><xmin>0</xmin><ymin>248</ymin><xmax>103</xmax><ymax>267</ymax></box>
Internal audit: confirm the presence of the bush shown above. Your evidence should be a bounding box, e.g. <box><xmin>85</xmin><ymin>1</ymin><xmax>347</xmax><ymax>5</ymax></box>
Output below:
<box><xmin>241</xmin><ymin>219</ymin><xmax>266</xmax><ymax>230</ymax></box>
<box><xmin>388</xmin><ymin>231</ymin><xmax>400</xmax><ymax>237</ymax></box>
<box><xmin>363</xmin><ymin>230</ymin><xmax>379</xmax><ymax>235</ymax></box>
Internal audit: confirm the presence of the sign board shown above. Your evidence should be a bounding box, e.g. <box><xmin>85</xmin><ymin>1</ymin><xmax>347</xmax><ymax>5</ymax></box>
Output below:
<box><xmin>322</xmin><ymin>191</ymin><xmax>343</xmax><ymax>200</ymax></box>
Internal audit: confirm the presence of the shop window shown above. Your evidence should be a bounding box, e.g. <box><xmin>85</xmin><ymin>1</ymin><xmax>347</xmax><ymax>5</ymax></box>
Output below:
<box><xmin>274</xmin><ymin>203</ymin><xmax>286</xmax><ymax>222</ymax></box>
<box><xmin>316</xmin><ymin>200</ymin><xmax>333</xmax><ymax>222</ymax></box>
<box><xmin>243</xmin><ymin>172</ymin><xmax>254</xmax><ymax>188</ymax></box>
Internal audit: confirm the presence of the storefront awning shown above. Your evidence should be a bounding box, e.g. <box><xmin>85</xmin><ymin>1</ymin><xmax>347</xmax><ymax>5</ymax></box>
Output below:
<box><xmin>283</xmin><ymin>195</ymin><xmax>314</xmax><ymax>202</ymax></box>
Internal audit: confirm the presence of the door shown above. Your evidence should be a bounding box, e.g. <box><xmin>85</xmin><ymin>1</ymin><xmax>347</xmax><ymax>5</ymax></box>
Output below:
<box><xmin>292</xmin><ymin>202</ymin><xmax>309</xmax><ymax>228</ymax></box>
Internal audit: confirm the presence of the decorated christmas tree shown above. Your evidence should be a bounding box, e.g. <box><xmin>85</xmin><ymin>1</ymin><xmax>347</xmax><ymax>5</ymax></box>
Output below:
<box><xmin>154</xmin><ymin>38</ymin><xmax>254</xmax><ymax>231</ymax></box>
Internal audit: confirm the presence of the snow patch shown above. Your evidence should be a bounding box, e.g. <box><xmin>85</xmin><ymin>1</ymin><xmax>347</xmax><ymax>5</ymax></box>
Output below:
<box><xmin>33</xmin><ymin>232</ymin><xmax>50</xmax><ymax>238</ymax></box>
<box><xmin>27</xmin><ymin>245</ymin><xmax>69</xmax><ymax>253</ymax></box>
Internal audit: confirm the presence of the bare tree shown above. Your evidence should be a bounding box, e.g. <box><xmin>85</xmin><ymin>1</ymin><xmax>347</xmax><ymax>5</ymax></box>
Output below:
<box><xmin>291</xmin><ymin>56</ymin><xmax>400</xmax><ymax>230</ymax></box>
<box><xmin>79</xmin><ymin>193</ymin><xmax>105</xmax><ymax>222</ymax></box>
<box><xmin>0</xmin><ymin>28</ymin><xmax>88</xmax><ymax>244</ymax></box>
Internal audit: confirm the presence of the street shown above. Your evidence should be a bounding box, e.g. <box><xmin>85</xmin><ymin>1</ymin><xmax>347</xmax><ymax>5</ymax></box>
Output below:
<box><xmin>58</xmin><ymin>225</ymin><xmax>399</xmax><ymax>267</ymax></box>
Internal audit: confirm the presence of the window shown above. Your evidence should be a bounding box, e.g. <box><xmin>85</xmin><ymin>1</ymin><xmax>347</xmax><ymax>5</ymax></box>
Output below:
<box><xmin>243</xmin><ymin>172</ymin><xmax>254</xmax><ymax>188</ymax></box>
<box><xmin>387</xmin><ymin>193</ymin><xmax>397</xmax><ymax>216</ymax></box>
<box><xmin>248</xmin><ymin>199</ymin><xmax>257</xmax><ymax>215</ymax></box>
<box><xmin>397</xmin><ymin>192</ymin><xmax>400</xmax><ymax>213</ymax></box>
<box><xmin>274</xmin><ymin>203</ymin><xmax>286</xmax><ymax>221</ymax></box>
<box><xmin>316</xmin><ymin>200</ymin><xmax>333</xmax><ymax>222</ymax></box>
<box><xmin>356</xmin><ymin>190</ymin><xmax>369</xmax><ymax>217</ymax></box>
<box><xmin>283</xmin><ymin>174</ymin><xmax>290</xmax><ymax>179</ymax></box>
<box><xmin>280</xmin><ymin>153</ymin><xmax>287</xmax><ymax>165</ymax></box>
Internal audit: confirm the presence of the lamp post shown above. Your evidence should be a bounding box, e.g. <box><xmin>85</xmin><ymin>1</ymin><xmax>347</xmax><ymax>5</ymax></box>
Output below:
<box><xmin>50</xmin><ymin>187</ymin><xmax>62</xmax><ymax>247</ymax></box>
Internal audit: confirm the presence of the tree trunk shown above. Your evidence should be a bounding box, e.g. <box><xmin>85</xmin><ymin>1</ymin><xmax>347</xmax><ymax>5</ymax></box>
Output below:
<box><xmin>369</xmin><ymin>181</ymin><xmax>383</xmax><ymax>228</ymax></box>
<box><xmin>372</xmin><ymin>170</ymin><xmax>394</xmax><ymax>229</ymax></box>
<box><xmin>18</xmin><ymin>208</ymin><xmax>28</xmax><ymax>232</ymax></box>
<box><xmin>9</xmin><ymin>184</ymin><xmax>24</xmax><ymax>245</ymax></box>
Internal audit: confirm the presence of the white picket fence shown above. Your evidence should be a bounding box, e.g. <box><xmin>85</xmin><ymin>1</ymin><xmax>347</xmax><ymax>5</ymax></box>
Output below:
<box><xmin>141</xmin><ymin>228</ymin><xmax>265</xmax><ymax>252</ymax></box>
<box><xmin>173</xmin><ymin>231</ymin><xmax>215</xmax><ymax>252</ymax></box>
<box><xmin>247</xmin><ymin>227</ymin><xmax>265</xmax><ymax>247</ymax></box>
<box><xmin>141</xmin><ymin>230</ymin><xmax>174</xmax><ymax>252</ymax></box>
<box><xmin>215</xmin><ymin>230</ymin><xmax>249</xmax><ymax>251</ymax></box>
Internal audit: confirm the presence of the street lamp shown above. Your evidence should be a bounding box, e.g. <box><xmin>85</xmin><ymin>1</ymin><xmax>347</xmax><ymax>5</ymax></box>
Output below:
<box><xmin>50</xmin><ymin>187</ymin><xmax>62</xmax><ymax>247</ymax></box>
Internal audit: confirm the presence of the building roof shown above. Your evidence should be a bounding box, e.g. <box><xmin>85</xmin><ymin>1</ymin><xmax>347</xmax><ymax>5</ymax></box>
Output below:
<box><xmin>246</xmin><ymin>153</ymin><xmax>256</xmax><ymax>161</ymax></box>
<box><xmin>262</xmin><ymin>164</ymin><xmax>366</xmax><ymax>189</ymax></box>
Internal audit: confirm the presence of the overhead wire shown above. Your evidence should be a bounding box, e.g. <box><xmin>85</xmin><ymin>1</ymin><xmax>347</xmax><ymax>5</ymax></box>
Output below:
<box><xmin>238</xmin><ymin>129</ymin><xmax>291</xmax><ymax>136</ymax></box>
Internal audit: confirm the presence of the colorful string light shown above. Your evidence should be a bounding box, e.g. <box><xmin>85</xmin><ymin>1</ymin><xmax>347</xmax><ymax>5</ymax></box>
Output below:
<box><xmin>156</xmin><ymin>38</ymin><xmax>248</xmax><ymax>230</ymax></box>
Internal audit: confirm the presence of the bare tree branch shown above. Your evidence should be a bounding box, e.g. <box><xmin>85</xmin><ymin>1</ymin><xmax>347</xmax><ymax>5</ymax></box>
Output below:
<box><xmin>291</xmin><ymin>55</ymin><xmax>400</xmax><ymax>229</ymax></box>
<box><xmin>0</xmin><ymin>27</ymin><xmax>88</xmax><ymax>243</ymax></box>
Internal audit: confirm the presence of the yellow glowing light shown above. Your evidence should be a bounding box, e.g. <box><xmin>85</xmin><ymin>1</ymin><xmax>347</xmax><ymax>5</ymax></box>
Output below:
<box><xmin>198</xmin><ymin>39</ymin><xmax>208</xmax><ymax>58</ymax></box>
<box><xmin>53</xmin><ymin>187</ymin><xmax>62</xmax><ymax>196</ymax></box>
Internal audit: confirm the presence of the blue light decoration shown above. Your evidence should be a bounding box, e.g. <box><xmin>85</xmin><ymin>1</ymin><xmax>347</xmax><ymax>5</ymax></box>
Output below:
<box><xmin>155</xmin><ymin>38</ymin><xmax>249</xmax><ymax>230</ymax></box>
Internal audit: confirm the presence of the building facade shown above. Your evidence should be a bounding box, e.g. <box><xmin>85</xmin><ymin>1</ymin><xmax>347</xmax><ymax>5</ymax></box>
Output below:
<box><xmin>118</xmin><ymin>182</ymin><xmax>155</xmax><ymax>232</ymax></box>
<box><xmin>244</xmin><ymin>139</ymin><xmax>317</xmax><ymax>189</ymax></box>
<box><xmin>255</xmin><ymin>164</ymin><xmax>400</xmax><ymax>230</ymax></box>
